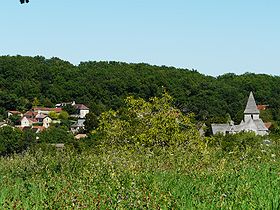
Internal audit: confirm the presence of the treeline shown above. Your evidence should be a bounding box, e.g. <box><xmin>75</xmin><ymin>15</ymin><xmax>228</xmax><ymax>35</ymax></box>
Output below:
<box><xmin>1</xmin><ymin>55</ymin><xmax>280</xmax><ymax>124</ymax></box>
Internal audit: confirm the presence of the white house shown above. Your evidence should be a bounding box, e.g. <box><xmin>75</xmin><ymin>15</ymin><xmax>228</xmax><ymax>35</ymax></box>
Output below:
<box><xmin>74</xmin><ymin>104</ymin><xmax>89</xmax><ymax>118</ymax></box>
<box><xmin>43</xmin><ymin>117</ymin><xmax>52</xmax><ymax>128</ymax></box>
<box><xmin>20</xmin><ymin>117</ymin><xmax>38</xmax><ymax>127</ymax></box>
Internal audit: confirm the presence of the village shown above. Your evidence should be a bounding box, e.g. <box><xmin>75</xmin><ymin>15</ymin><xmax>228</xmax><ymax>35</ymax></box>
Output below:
<box><xmin>4</xmin><ymin>101</ymin><xmax>90</xmax><ymax>139</ymax></box>
<box><xmin>1</xmin><ymin>92</ymin><xmax>273</xmax><ymax>140</ymax></box>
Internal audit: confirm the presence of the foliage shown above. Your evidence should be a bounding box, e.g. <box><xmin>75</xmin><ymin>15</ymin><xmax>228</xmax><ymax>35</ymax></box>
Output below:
<box><xmin>38</xmin><ymin>127</ymin><xmax>74</xmax><ymax>144</ymax></box>
<box><xmin>84</xmin><ymin>112</ymin><xmax>99</xmax><ymax>133</ymax></box>
<box><xmin>63</xmin><ymin>104</ymin><xmax>77</xmax><ymax>115</ymax></box>
<box><xmin>58</xmin><ymin>110</ymin><xmax>69</xmax><ymax>120</ymax></box>
<box><xmin>0</xmin><ymin>126</ymin><xmax>35</xmax><ymax>156</ymax></box>
<box><xmin>8</xmin><ymin>114</ymin><xmax>21</xmax><ymax>125</ymax></box>
<box><xmin>0</xmin><ymin>55</ymin><xmax>280</xmax><ymax>128</ymax></box>
<box><xmin>97</xmin><ymin>92</ymin><xmax>200</xmax><ymax>147</ymax></box>
<box><xmin>48</xmin><ymin>111</ymin><xmax>58</xmax><ymax>119</ymax></box>
<box><xmin>0</xmin><ymin>137</ymin><xmax>279</xmax><ymax>209</ymax></box>
<box><xmin>211</xmin><ymin>132</ymin><xmax>264</xmax><ymax>152</ymax></box>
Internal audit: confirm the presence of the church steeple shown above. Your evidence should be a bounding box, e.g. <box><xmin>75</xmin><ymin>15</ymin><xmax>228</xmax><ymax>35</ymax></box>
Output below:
<box><xmin>244</xmin><ymin>92</ymin><xmax>260</xmax><ymax>121</ymax></box>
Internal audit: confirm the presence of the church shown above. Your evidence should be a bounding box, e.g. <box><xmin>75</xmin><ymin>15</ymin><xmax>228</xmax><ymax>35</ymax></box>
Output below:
<box><xmin>211</xmin><ymin>92</ymin><xmax>269</xmax><ymax>136</ymax></box>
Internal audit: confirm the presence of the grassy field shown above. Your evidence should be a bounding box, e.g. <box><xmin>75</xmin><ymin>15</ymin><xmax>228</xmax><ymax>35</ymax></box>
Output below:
<box><xmin>0</xmin><ymin>142</ymin><xmax>279</xmax><ymax>209</ymax></box>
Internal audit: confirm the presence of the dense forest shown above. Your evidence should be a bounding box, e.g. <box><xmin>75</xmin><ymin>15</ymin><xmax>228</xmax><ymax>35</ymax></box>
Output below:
<box><xmin>0</xmin><ymin>55</ymin><xmax>280</xmax><ymax>125</ymax></box>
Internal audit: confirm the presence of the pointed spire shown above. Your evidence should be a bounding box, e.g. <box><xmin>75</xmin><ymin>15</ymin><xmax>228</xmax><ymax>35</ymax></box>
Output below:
<box><xmin>244</xmin><ymin>92</ymin><xmax>260</xmax><ymax>114</ymax></box>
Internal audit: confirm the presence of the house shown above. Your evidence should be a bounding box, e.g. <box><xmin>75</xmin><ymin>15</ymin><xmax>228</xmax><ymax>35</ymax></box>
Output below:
<box><xmin>71</xmin><ymin>118</ymin><xmax>86</xmax><ymax>134</ymax></box>
<box><xmin>32</xmin><ymin>126</ymin><xmax>45</xmax><ymax>133</ymax></box>
<box><xmin>75</xmin><ymin>134</ymin><xmax>87</xmax><ymax>140</ymax></box>
<box><xmin>35</xmin><ymin>113</ymin><xmax>47</xmax><ymax>123</ymax></box>
<box><xmin>8</xmin><ymin>111</ymin><xmax>23</xmax><ymax>118</ymax></box>
<box><xmin>23</xmin><ymin>111</ymin><xmax>37</xmax><ymax>119</ymax></box>
<box><xmin>211</xmin><ymin>92</ymin><xmax>269</xmax><ymax>136</ymax></box>
<box><xmin>0</xmin><ymin>122</ymin><xmax>9</xmax><ymax>128</ymax></box>
<box><xmin>43</xmin><ymin>117</ymin><xmax>52</xmax><ymax>128</ymax></box>
<box><xmin>257</xmin><ymin>105</ymin><xmax>269</xmax><ymax>111</ymax></box>
<box><xmin>33</xmin><ymin>107</ymin><xmax>62</xmax><ymax>115</ymax></box>
<box><xmin>55</xmin><ymin>101</ymin><xmax>76</xmax><ymax>108</ymax></box>
<box><xmin>74</xmin><ymin>104</ymin><xmax>89</xmax><ymax>118</ymax></box>
<box><xmin>20</xmin><ymin>117</ymin><xmax>38</xmax><ymax>127</ymax></box>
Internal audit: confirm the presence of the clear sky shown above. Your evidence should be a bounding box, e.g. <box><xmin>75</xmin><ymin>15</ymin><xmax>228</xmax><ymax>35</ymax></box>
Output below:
<box><xmin>1</xmin><ymin>0</ymin><xmax>280</xmax><ymax>76</ymax></box>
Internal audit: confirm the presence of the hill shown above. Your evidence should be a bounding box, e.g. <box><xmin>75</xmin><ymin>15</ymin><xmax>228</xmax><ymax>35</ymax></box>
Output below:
<box><xmin>0</xmin><ymin>55</ymin><xmax>280</xmax><ymax>125</ymax></box>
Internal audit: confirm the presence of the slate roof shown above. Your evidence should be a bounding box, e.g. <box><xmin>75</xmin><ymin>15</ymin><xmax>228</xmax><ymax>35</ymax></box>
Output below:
<box><xmin>211</xmin><ymin>124</ymin><xmax>230</xmax><ymax>135</ymax></box>
<box><xmin>244</xmin><ymin>92</ymin><xmax>260</xmax><ymax>114</ymax></box>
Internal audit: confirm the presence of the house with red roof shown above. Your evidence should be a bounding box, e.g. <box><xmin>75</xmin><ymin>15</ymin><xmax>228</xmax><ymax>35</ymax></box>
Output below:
<box><xmin>21</xmin><ymin>116</ymin><xmax>38</xmax><ymax>127</ymax></box>
<box><xmin>33</xmin><ymin>107</ymin><xmax>62</xmax><ymax>115</ymax></box>
<box><xmin>8</xmin><ymin>111</ymin><xmax>23</xmax><ymax>118</ymax></box>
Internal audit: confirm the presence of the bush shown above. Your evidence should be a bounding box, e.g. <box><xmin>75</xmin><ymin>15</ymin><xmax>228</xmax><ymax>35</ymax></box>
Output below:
<box><xmin>97</xmin><ymin>92</ymin><xmax>200</xmax><ymax>147</ymax></box>
<box><xmin>0</xmin><ymin>126</ymin><xmax>35</xmax><ymax>156</ymax></box>
<box><xmin>210</xmin><ymin>132</ymin><xmax>264</xmax><ymax>152</ymax></box>
<box><xmin>38</xmin><ymin>127</ymin><xmax>74</xmax><ymax>144</ymax></box>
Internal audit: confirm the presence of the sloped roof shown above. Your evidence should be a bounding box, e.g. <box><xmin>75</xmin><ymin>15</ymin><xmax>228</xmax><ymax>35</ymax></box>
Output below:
<box><xmin>24</xmin><ymin>111</ymin><xmax>37</xmax><ymax>117</ymax></box>
<box><xmin>35</xmin><ymin>113</ymin><xmax>47</xmax><ymax>119</ymax></box>
<box><xmin>253</xmin><ymin>119</ymin><xmax>268</xmax><ymax>131</ymax></box>
<box><xmin>74</xmin><ymin>104</ymin><xmax>89</xmax><ymax>110</ymax></box>
<box><xmin>75</xmin><ymin>134</ymin><xmax>87</xmax><ymax>139</ymax></box>
<box><xmin>257</xmin><ymin>105</ymin><xmax>269</xmax><ymax>111</ymax></box>
<box><xmin>264</xmin><ymin>122</ymin><xmax>272</xmax><ymax>129</ymax></box>
<box><xmin>8</xmin><ymin>110</ymin><xmax>22</xmax><ymax>115</ymax></box>
<box><xmin>244</xmin><ymin>92</ymin><xmax>260</xmax><ymax>114</ymax></box>
<box><xmin>211</xmin><ymin>124</ymin><xmax>230</xmax><ymax>135</ymax></box>
<box><xmin>33</xmin><ymin>107</ymin><xmax>62</xmax><ymax>113</ymax></box>
<box><xmin>32</xmin><ymin>126</ymin><xmax>45</xmax><ymax>132</ymax></box>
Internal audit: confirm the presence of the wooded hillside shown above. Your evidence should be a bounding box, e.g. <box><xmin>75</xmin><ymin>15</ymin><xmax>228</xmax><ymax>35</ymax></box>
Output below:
<box><xmin>0</xmin><ymin>55</ymin><xmax>279</xmax><ymax>124</ymax></box>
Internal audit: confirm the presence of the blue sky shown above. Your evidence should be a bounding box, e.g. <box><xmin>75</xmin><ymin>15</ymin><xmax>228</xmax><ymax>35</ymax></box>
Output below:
<box><xmin>1</xmin><ymin>0</ymin><xmax>280</xmax><ymax>76</ymax></box>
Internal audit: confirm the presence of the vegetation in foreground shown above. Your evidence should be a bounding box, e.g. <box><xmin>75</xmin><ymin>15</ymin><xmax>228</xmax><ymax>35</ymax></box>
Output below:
<box><xmin>0</xmin><ymin>93</ymin><xmax>279</xmax><ymax>209</ymax></box>
<box><xmin>0</xmin><ymin>139</ymin><xmax>279</xmax><ymax>209</ymax></box>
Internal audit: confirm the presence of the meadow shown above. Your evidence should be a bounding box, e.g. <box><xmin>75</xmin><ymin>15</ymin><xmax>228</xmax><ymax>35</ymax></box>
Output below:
<box><xmin>0</xmin><ymin>138</ymin><xmax>279</xmax><ymax>209</ymax></box>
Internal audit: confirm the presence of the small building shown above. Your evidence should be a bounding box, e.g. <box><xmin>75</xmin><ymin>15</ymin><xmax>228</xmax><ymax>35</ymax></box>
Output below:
<box><xmin>75</xmin><ymin>134</ymin><xmax>87</xmax><ymax>140</ymax></box>
<box><xmin>257</xmin><ymin>105</ymin><xmax>269</xmax><ymax>111</ymax></box>
<box><xmin>43</xmin><ymin>116</ymin><xmax>52</xmax><ymax>128</ymax></box>
<box><xmin>211</xmin><ymin>92</ymin><xmax>269</xmax><ymax>136</ymax></box>
<box><xmin>55</xmin><ymin>101</ymin><xmax>76</xmax><ymax>108</ymax></box>
<box><xmin>23</xmin><ymin>111</ymin><xmax>37</xmax><ymax>119</ymax></box>
<box><xmin>21</xmin><ymin>117</ymin><xmax>38</xmax><ymax>127</ymax></box>
<box><xmin>74</xmin><ymin>104</ymin><xmax>89</xmax><ymax>118</ymax></box>
<box><xmin>35</xmin><ymin>113</ymin><xmax>47</xmax><ymax>123</ymax></box>
<box><xmin>33</xmin><ymin>107</ymin><xmax>62</xmax><ymax>115</ymax></box>
<box><xmin>8</xmin><ymin>111</ymin><xmax>23</xmax><ymax>118</ymax></box>
<box><xmin>71</xmin><ymin>118</ymin><xmax>86</xmax><ymax>134</ymax></box>
<box><xmin>0</xmin><ymin>122</ymin><xmax>9</xmax><ymax>128</ymax></box>
<box><xmin>32</xmin><ymin>126</ymin><xmax>45</xmax><ymax>133</ymax></box>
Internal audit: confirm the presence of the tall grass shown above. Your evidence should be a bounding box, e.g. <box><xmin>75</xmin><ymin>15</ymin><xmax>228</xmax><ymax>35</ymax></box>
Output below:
<box><xmin>0</xmin><ymin>138</ymin><xmax>279</xmax><ymax>209</ymax></box>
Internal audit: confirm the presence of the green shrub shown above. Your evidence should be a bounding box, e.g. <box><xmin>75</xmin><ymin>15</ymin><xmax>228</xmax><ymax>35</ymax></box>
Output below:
<box><xmin>0</xmin><ymin>126</ymin><xmax>35</xmax><ymax>156</ymax></box>
<box><xmin>97</xmin><ymin>92</ymin><xmax>200</xmax><ymax>147</ymax></box>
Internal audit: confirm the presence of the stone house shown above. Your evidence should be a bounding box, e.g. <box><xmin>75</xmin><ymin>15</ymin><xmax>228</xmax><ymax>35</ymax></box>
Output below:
<box><xmin>211</xmin><ymin>92</ymin><xmax>269</xmax><ymax>136</ymax></box>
